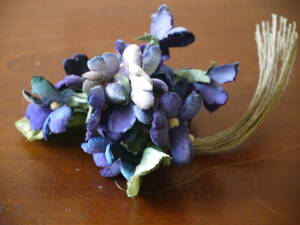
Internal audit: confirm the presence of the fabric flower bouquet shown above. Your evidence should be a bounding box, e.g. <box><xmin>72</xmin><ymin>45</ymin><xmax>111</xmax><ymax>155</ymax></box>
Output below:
<box><xmin>15</xmin><ymin>4</ymin><xmax>239</xmax><ymax>197</ymax></box>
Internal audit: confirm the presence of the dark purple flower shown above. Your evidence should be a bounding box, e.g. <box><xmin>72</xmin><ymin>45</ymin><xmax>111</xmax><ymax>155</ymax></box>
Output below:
<box><xmin>42</xmin><ymin>105</ymin><xmax>72</xmax><ymax>139</ymax></box>
<box><xmin>150</xmin><ymin>4</ymin><xmax>195</xmax><ymax>60</ymax></box>
<box><xmin>55</xmin><ymin>75</ymin><xmax>83</xmax><ymax>91</ymax></box>
<box><xmin>193</xmin><ymin>83</ymin><xmax>228</xmax><ymax>112</ymax></box>
<box><xmin>81</xmin><ymin>136</ymin><xmax>110</xmax><ymax>154</ymax></box>
<box><xmin>159</xmin><ymin>92</ymin><xmax>182</xmax><ymax>118</ymax></box>
<box><xmin>152</xmin><ymin>78</ymin><xmax>169</xmax><ymax>95</ymax></box>
<box><xmin>193</xmin><ymin>62</ymin><xmax>240</xmax><ymax>112</ymax></box>
<box><xmin>180</xmin><ymin>91</ymin><xmax>202</xmax><ymax>120</ymax></box>
<box><xmin>108</xmin><ymin>105</ymin><xmax>136</xmax><ymax>133</ymax></box>
<box><xmin>25</xmin><ymin>104</ymin><xmax>51</xmax><ymax>130</ymax></box>
<box><xmin>63</xmin><ymin>54</ymin><xmax>89</xmax><ymax>76</ymax></box>
<box><xmin>152</xmin><ymin>64</ymin><xmax>175</xmax><ymax>89</ymax></box>
<box><xmin>173</xmin><ymin>78</ymin><xmax>193</xmax><ymax>99</ymax></box>
<box><xmin>100</xmin><ymin>160</ymin><xmax>121</xmax><ymax>178</ymax></box>
<box><xmin>150</xmin><ymin>111</ymin><xmax>169</xmax><ymax>146</ymax></box>
<box><xmin>170</xmin><ymin>125</ymin><xmax>194</xmax><ymax>165</ymax></box>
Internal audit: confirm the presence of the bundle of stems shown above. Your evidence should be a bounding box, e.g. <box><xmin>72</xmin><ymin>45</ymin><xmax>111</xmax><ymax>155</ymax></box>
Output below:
<box><xmin>194</xmin><ymin>15</ymin><xmax>298</xmax><ymax>154</ymax></box>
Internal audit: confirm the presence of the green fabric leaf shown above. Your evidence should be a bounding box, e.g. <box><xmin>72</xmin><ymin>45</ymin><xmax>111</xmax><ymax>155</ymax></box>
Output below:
<box><xmin>67</xmin><ymin>92</ymin><xmax>88</xmax><ymax>108</ymax></box>
<box><xmin>68</xmin><ymin>112</ymin><xmax>87</xmax><ymax>128</ymax></box>
<box><xmin>15</xmin><ymin>117</ymin><xmax>43</xmax><ymax>141</ymax></box>
<box><xmin>126</xmin><ymin>147</ymin><xmax>171</xmax><ymax>197</ymax></box>
<box><xmin>173</xmin><ymin>68</ymin><xmax>211</xmax><ymax>83</ymax></box>
<box><xmin>136</xmin><ymin>33</ymin><xmax>160</xmax><ymax>46</ymax></box>
<box><xmin>122</xmin><ymin>124</ymin><xmax>150</xmax><ymax>154</ymax></box>
<box><xmin>31</xmin><ymin>76</ymin><xmax>73</xmax><ymax>103</ymax></box>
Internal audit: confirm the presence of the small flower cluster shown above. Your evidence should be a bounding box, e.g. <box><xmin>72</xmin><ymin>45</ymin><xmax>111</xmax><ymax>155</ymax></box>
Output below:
<box><xmin>15</xmin><ymin>4</ymin><xmax>239</xmax><ymax>197</ymax></box>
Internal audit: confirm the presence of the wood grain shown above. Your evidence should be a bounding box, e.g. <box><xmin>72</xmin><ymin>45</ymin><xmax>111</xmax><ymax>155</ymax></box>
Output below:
<box><xmin>0</xmin><ymin>0</ymin><xmax>299</xmax><ymax>224</ymax></box>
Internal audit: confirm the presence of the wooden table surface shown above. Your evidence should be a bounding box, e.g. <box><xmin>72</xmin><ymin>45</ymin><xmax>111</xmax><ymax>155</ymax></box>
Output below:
<box><xmin>0</xmin><ymin>0</ymin><xmax>299</xmax><ymax>224</ymax></box>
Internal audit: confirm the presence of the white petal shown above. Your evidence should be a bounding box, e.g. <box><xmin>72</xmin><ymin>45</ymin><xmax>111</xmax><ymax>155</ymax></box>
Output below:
<box><xmin>131</xmin><ymin>90</ymin><xmax>154</xmax><ymax>110</ymax></box>
<box><xmin>123</xmin><ymin>44</ymin><xmax>142</xmax><ymax>66</ymax></box>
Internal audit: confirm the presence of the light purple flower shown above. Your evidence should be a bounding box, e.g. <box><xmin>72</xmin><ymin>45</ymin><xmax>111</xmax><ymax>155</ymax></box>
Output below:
<box><xmin>93</xmin><ymin>153</ymin><xmax>109</xmax><ymax>168</ymax></box>
<box><xmin>108</xmin><ymin>105</ymin><xmax>136</xmax><ymax>133</ymax></box>
<box><xmin>42</xmin><ymin>105</ymin><xmax>72</xmax><ymax>139</ymax></box>
<box><xmin>25</xmin><ymin>104</ymin><xmax>51</xmax><ymax>130</ymax></box>
<box><xmin>100</xmin><ymin>160</ymin><xmax>121</xmax><ymax>178</ymax></box>
<box><xmin>81</xmin><ymin>136</ymin><xmax>110</xmax><ymax>154</ymax></box>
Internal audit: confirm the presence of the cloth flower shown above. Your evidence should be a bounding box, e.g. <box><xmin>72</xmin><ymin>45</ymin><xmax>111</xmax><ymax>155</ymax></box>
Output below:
<box><xmin>150</xmin><ymin>4</ymin><xmax>195</xmax><ymax>60</ymax></box>
<box><xmin>193</xmin><ymin>62</ymin><xmax>239</xmax><ymax>112</ymax></box>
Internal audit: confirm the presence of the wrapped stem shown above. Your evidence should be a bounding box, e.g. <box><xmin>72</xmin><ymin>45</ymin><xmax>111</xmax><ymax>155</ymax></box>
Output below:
<box><xmin>194</xmin><ymin>15</ymin><xmax>298</xmax><ymax>154</ymax></box>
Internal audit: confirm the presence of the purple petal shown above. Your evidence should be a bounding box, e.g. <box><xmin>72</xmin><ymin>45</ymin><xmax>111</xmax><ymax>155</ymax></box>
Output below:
<box><xmin>100</xmin><ymin>160</ymin><xmax>121</xmax><ymax>178</ymax></box>
<box><xmin>42</xmin><ymin>105</ymin><xmax>72</xmax><ymax>138</ymax></box>
<box><xmin>26</xmin><ymin>104</ymin><xmax>51</xmax><ymax>130</ymax></box>
<box><xmin>105</xmin><ymin>82</ymin><xmax>127</xmax><ymax>104</ymax></box>
<box><xmin>63</xmin><ymin>54</ymin><xmax>89</xmax><ymax>76</ymax></box>
<box><xmin>170</xmin><ymin>125</ymin><xmax>194</xmax><ymax>165</ymax></box>
<box><xmin>48</xmin><ymin>105</ymin><xmax>72</xmax><ymax>133</ymax></box>
<box><xmin>81</xmin><ymin>136</ymin><xmax>110</xmax><ymax>154</ymax></box>
<box><xmin>133</xmin><ymin>105</ymin><xmax>152</xmax><ymax>125</ymax></box>
<box><xmin>208</xmin><ymin>62</ymin><xmax>240</xmax><ymax>84</ymax></box>
<box><xmin>97</xmin><ymin>112</ymin><xmax>124</xmax><ymax>141</ymax></box>
<box><xmin>114</xmin><ymin>39</ymin><xmax>127</xmax><ymax>55</ymax></box>
<box><xmin>86</xmin><ymin>109</ymin><xmax>101</xmax><ymax>140</ymax></box>
<box><xmin>152</xmin><ymin>111</ymin><xmax>168</xmax><ymax>129</ymax></box>
<box><xmin>93</xmin><ymin>153</ymin><xmax>109</xmax><ymax>168</ymax></box>
<box><xmin>180</xmin><ymin>91</ymin><xmax>202</xmax><ymax>120</ymax></box>
<box><xmin>97</xmin><ymin>125</ymin><xmax>123</xmax><ymax>141</ymax></box>
<box><xmin>174</xmin><ymin>78</ymin><xmax>193</xmax><ymax>99</ymax></box>
<box><xmin>88</xmin><ymin>86</ymin><xmax>105</xmax><ymax>109</ymax></box>
<box><xmin>159</xmin><ymin>27</ymin><xmax>195</xmax><ymax>60</ymax></box>
<box><xmin>161</xmin><ymin>27</ymin><xmax>195</xmax><ymax>47</ymax></box>
<box><xmin>152</xmin><ymin>64</ymin><xmax>175</xmax><ymax>90</ymax></box>
<box><xmin>150</xmin><ymin>127</ymin><xmax>169</xmax><ymax>146</ymax></box>
<box><xmin>152</xmin><ymin>78</ymin><xmax>169</xmax><ymax>95</ymax></box>
<box><xmin>150</xmin><ymin>4</ymin><xmax>173</xmax><ymax>40</ymax></box>
<box><xmin>193</xmin><ymin>83</ymin><xmax>228</xmax><ymax>112</ymax></box>
<box><xmin>55</xmin><ymin>75</ymin><xmax>83</xmax><ymax>90</ymax></box>
<box><xmin>108</xmin><ymin>105</ymin><xmax>136</xmax><ymax>133</ymax></box>
<box><xmin>159</xmin><ymin>92</ymin><xmax>182</xmax><ymax>118</ymax></box>
<box><xmin>142</xmin><ymin>45</ymin><xmax>162</xmax><ymax>75</ymax></box>
<box><xmin>87</xmin><ymin>53</ymin><xmax>120</xmax><ymax>81</ymax></box>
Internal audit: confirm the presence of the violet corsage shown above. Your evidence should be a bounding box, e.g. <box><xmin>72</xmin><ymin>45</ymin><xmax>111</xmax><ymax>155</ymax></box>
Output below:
<box><xmin>15</xmin><ymin>4</ymin><xmax>239</xmax><ymax>197</ymax></box>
